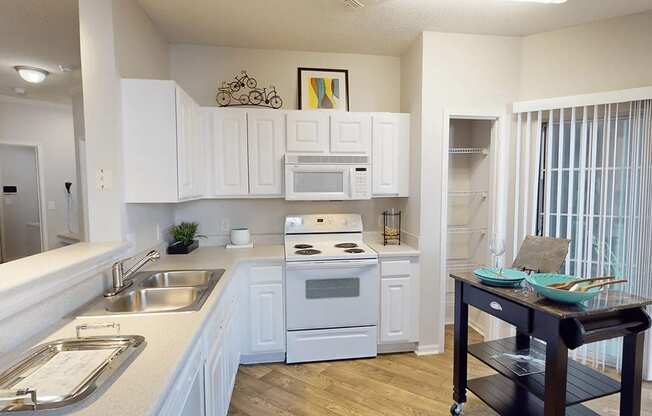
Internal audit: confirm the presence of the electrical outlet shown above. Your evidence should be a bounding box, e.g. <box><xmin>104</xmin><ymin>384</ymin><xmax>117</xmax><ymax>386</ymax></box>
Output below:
<box><xmin>221</xmin><ymin>219</ymin><xmax>230</xmax><ymax>233</ymax></box>
<box><xmin>377</xmin><ymin>214</ymin><xmax>383</xmax><ymax>227</ymax></box>
<box><xmin>155</xmin><ymin>224</ymin><xmax>162</xmax><ymax>242</ymax></box>
<box><xmin>96</xmin><ymin>169</ymin><xmax>113</xmax><ymax>191</ymax></box>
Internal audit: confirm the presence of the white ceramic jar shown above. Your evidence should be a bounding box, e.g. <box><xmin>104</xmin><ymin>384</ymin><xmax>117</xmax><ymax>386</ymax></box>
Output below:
<box><xmin>230</xmin><ymin>228</ymin><xmax>250</xmax><ymax>245</ymax></box>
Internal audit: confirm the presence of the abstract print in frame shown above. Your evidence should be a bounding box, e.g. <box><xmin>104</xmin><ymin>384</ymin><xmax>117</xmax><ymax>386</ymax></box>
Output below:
<box><xmin>298</xmin><ymin>68</ymin><xmax>349</xmax><ymax>111</ymax></box>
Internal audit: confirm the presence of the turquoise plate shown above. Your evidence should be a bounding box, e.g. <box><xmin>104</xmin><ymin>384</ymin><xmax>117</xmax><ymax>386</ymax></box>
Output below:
<box><xmin>526</xmin><ymin>273</ymin><xmax>603</xmax><ymax>304</ymax></box>
<box><xmin>473</xmin><ymin>268</ymin><xmax>526</xmax><ymax>287</ymax></box>
<box><xmin>474</xmin><ymin>268</ymin><xmax>528</xmax><ymax>281</ymax></box>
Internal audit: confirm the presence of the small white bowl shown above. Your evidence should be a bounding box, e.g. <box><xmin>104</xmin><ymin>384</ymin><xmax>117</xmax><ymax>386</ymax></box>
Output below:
<box><xmin>230</xmin><ymin>228</ymin><xmax>250</xmax><ymax>246</ymax></box>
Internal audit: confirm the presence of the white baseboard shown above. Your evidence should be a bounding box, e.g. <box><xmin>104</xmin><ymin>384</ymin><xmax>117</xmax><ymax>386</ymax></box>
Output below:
<box><xmin>239</xmin><ymin>351</ymin><xmax>286</xmax><ymax>364</ymax></box>
<box><xmin>378</xmin><ymin>342</ymin><xmax>418</xmax><ymax>354</ymax></box>
<box><xmin>415</xmin><ymin>343</ymin><xmax>441</xmax><ymax>356</ymax></box>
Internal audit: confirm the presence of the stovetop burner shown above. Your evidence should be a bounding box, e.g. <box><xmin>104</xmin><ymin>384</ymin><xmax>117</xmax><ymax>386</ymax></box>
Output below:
<box><xmin>335</xmin><ymin>243</ymin><xmax>358</xmax><ymax>248</ymax></box>
<box><xmin>294</xmin><ymin>244</ymin><xmax>314</xmax><ymax>249</ymax></box>
<box><xmin>295</xmin><ymin>249</ymin><xmax>322</xmax><ymax>255</ymax></box>
<box><xmin>344</xmin><ymin>248</ymin><xmax>365</xmax><ymax>254</ymax></box>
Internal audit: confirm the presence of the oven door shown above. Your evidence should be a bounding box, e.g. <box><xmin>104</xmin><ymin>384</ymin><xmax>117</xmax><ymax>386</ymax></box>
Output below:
<box><xmin>285</xmin><ymin>164</ymin><xmax>351</xmax><ymax>200</ymax></box>
<box><xmin>285</xmin><ymin>259</ymin><xmax>379</xmax><ymax>331</ymax></box>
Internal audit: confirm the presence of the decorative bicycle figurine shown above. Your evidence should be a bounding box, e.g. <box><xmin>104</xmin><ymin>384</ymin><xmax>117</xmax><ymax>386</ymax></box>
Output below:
<box><xmin>216</xmin><ymin>82</ymin><xmax>233</xmax><ymax>106</ymax></box>
<box><xmin>248</xmin><ymin>86</ymin><xmax>283</xmax><ymax>109</ymax></box>
<box><xmin>229</xmin><ymin>70</ymin><xmax>257</xmax><ymax>92</ymax></box>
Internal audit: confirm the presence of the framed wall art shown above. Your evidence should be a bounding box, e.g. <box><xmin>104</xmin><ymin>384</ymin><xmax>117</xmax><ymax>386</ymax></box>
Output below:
<box><xmin>297</xmin><ymin>67</ymin><xmax>349</xmax><ymax>111</ymax></box>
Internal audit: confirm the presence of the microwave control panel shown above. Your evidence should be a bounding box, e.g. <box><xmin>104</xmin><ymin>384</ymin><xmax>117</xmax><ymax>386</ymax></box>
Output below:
<box><xmin>350</xmin><ymin>167</ymin><xmax>371</xmax><ymax>199</ymax></box>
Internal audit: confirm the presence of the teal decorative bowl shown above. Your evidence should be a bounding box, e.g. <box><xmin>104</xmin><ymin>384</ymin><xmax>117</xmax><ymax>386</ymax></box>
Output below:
<box><xmin>526</xmin><ymin>273</ymin><xmax>603</xmax><ymax>304</ymax></box>
<box><xmin>474</xmin><ymin>268</ymin><xmax>527</xmax><ymax>287</ymax></box>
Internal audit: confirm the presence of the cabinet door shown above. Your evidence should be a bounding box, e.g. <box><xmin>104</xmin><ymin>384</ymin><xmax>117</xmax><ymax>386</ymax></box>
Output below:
<box><xmin>286</xmin><ymin>111</ymin><xmax>329</xmax><ymax>153</ymax></box>
<box><xmin>372</xmin><ymin>114</ymin><xmax>400</xmax><ymax>196</ymax></box>
<box><xmin>209</xmin><ymin>109</ymin><xmax>249</xmax><ymax>196</ymax></box>
<box><xmin>380</xmin><ymin>277</ymin><xmax>413</xmax><ymax>344</ymax></box>
<box><xmin>179</xmin><ymin>364</ymin><xmax>205</xmax><ymax>416</ymax></box>
<box><xmin>177</xmin><ymin>86</ymin><xmax>201</xmax><ymax>200</ymax></box>
<box><xmin>248</xmin><ymin>110</ymin><xmax>286</xmax><ymax>195</ymax></box>
<box><xmin>249</xmin><ymin>283</ymin><xmax>285</xmax><ymax>353</ymax></box>
<box><xmin>330</xmin><ymin>112</ymin><xmax>371</xmax><ymax>154</ymax></box>
<box><xmin>204</xmin><ymin>340</ymin><xmax>226</xmax><ymax>416</ymax></box>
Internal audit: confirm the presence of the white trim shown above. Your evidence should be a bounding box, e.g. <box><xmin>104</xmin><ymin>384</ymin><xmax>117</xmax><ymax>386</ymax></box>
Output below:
<box><xmin>0</xmin><ymin>141</ymin><xmax>48</xmax><ymax>253</ymax></box>
<box><xmin>415</xmin><ymin>343</ymin><xmax>441</xmax><ymax>356</ymax></box>
<box><xmin>513</xmin><ymin>86</ymin><xmax>652</xmax><ymax>114</ymax></box>
<box><xmin>239</xmin><ymin>352</ymin><xmax>285</xmax><ymax>364</ymax></box>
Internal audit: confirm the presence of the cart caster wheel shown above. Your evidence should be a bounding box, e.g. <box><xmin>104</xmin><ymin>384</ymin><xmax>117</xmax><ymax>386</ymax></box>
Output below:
<box><xmin>450</xmin><ymin>403</ymin><xmax>464</xmax><ymax>415</ymax></box>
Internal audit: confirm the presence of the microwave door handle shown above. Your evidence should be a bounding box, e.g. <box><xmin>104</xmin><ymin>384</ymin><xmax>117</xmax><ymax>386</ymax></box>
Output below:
<box><xmin>286</xmin><ymin>259</ymin><xmax>378</xmax><ymax>270</ymax></box>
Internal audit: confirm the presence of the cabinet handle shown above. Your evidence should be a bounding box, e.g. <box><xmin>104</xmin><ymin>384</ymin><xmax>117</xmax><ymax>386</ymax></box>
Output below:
<box><xmin>489</xmin><ymin>301</ymin><xmax>503</xmax><ymax>312</ymax></box>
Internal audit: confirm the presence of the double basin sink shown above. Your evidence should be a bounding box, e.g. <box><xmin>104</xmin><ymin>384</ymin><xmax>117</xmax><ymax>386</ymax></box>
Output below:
<box><xmin>79</xmin><ymin>269</ymin><xmax>225</xmax><ymax>316</ymax></box>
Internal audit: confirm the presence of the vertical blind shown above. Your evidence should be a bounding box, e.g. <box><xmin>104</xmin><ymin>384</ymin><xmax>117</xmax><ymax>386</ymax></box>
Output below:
<box><xmin>513</xmin><ymin>99</ymin><xmax>652</xmax><ymax>370</ymax></box>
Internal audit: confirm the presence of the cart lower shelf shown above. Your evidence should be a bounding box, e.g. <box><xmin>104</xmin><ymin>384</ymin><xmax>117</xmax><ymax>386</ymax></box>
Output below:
<box><xmin>468</xmin><ymin>374</ymin><xmax>600</xmax><ymax>416</ymax></box>
<box><xmin>468</xmin><ymin>337</ymin><xmax>620</xmax><ymax>406</ymax></box>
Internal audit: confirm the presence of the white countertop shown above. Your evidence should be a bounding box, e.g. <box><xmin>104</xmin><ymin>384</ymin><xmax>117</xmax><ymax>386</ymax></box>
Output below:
<box><xmin>9</xmin><ymin>245</ymin><xmax>284</xmax><ymax>416</ymax></box>
<box><xmin>367</xmin><ymin>241</ymin><xmax>420</xmax><ymax>258</ymax></box>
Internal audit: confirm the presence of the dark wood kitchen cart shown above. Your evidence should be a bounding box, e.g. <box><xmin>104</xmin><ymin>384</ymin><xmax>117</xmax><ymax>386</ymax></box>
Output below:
<box><xmin>450</xmin><ymin>271</ymin><xmax>652</xmax><ymax>416</ymax></box>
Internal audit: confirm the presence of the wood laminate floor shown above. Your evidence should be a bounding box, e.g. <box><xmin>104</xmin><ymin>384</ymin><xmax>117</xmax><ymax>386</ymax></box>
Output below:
<box><xmin>228</xmin><ymin>327</ymin><xmax>652</xmax><ymax>415</ymax></box>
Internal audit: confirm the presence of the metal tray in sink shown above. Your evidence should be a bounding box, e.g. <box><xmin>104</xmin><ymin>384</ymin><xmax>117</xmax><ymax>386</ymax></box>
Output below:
<box><xmin>0</xmin><ymin>323</ymin><xmax>145</xmax><ymax>412</ymax></box>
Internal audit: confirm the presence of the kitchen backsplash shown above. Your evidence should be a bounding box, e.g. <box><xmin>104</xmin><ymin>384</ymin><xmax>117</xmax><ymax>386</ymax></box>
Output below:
<box><xmin>173</xmin><ymin>198</ymin><xmax>408</xmax><ymax>245</ymax></box>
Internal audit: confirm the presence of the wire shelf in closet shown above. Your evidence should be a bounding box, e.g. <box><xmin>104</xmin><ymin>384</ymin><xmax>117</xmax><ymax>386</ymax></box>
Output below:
<box><xmin>448</xmin><ymin>147</ymin><xmax>488</xmax><ymax>155</ymax></box>
<box><xmin>448</xmin><ymin>190</ymin><xmax>488</xmax><ymax>199</ymax></box>
<box><xmin>447</xmin><ymin>226</ymin><xmax>487</xmax><ymax>235</ymax></box>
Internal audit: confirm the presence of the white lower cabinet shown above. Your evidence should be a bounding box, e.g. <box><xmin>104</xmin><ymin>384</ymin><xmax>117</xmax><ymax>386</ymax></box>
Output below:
<box><xmin>379</xmin><ymin>258</ymin><xmax>420</xmax><ymax>345</ymax></box>
<box><xmin>158</xmin><ymin>262</ymin><xmax>284</xmax><ymax>416</ymax></box>
<box><xmin>241</xmin><ymin>264</ymin><xmax>286</xmax><ymax>362</ymax></box>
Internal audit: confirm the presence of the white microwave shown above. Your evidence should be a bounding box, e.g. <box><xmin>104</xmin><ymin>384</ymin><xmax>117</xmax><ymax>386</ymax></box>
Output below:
<box><xmin>284</xmin><ymin>154</ymin><xmax>371</xmax><ymax>201</ymax></box>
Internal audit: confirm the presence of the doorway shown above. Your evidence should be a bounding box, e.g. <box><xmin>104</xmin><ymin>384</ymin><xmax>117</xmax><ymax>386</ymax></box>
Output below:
<box><xmin>0</xmin><ymin>143</ymin><xmax>45</xmax><ymax>263</ymax></box>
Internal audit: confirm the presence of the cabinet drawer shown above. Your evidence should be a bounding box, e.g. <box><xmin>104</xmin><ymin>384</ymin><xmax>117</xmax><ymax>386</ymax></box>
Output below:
<box><xmin>463</xmin><ymin>285</ymin><xmax>531</xmax><ymax>332</ymax></box>
<box><xmin>381</xmin><ymin>260</ymin><xmax>410</xmax><ymax>277</ymax></box>
<box><xmin>249</xmin><ymin>265</ymin><xmax>283</xmax><ymax>284</ymax></box>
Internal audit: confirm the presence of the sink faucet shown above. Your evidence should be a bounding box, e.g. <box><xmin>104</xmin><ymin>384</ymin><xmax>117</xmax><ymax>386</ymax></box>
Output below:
<box><xmin>105</xmin><ymin>250</ymin><xmax>161</xmax><ymax>297</ymax></box>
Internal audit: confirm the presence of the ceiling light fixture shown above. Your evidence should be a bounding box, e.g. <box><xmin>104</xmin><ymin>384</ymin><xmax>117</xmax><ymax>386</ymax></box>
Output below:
<box><xmin>14</xmin><ymin>66</ymin><xmax>49</xmax><ymax>84</ymax></box>
<box><xmin>343</xmin><ymin>0</ymin><xmax>365</xmax><ymax>9</ymax></box>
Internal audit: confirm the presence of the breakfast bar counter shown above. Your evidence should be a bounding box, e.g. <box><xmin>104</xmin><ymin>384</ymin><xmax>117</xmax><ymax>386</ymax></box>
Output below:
<box><xmin>450</xmin><ymin>271</ymin><xmax>652</xmax><ymax>416</ymax></box>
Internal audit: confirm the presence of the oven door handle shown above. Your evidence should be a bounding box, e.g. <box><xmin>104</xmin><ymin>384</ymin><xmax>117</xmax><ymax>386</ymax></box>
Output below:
<box><xmin>286</xmin><ymin>259</ymin><xmax>378</xmax><ymax>270</ymax></box>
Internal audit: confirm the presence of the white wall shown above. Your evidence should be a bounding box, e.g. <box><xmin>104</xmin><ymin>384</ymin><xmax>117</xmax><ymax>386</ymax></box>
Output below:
<box><xmin>399</xmin><ymin>35</ymin><xmax>423</xmax><ymax>239</ymax></box>
<box><xmin>80</xmin><ymin>0</ymin><xmax>174</xmax><ymax>254</ymax></box>
<box><xmin>413</xmin><ymin>31</ymin><xmax>521</xmax><ymax>352</ymax></box>
<box><xmin>0</xmin><ymin>97</ymin><xmax>79</xmax><ymax>250</ymax></box>
<box><xmin>520</xmin><ymin>11</ymin><xmax>652</xmax><ymax>100</ymax></box>
<box><xmin>111</xmin><ymin>0</ymin><xmax>175</xmax><ymax>253</ymax></box>
<box><xmin>169</xmin><ymin>43</ymin><xmax>405</xmax><ymax>241</ymax></box>
<box><xmin>169</xmin><ymin>44</ymin><xmax>401</xmax><ymax>112</ymax></box>
<box><xmin>173</xmin><ymin>198</ymin><xmax>403</xmax><ymax>245</ymax></box>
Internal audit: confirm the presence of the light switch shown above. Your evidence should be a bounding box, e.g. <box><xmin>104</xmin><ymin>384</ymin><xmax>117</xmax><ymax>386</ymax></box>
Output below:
<box><xmin>48</xmin><ymin>201</ymin><xmax>56</xmax><ymax>210</ymax></box>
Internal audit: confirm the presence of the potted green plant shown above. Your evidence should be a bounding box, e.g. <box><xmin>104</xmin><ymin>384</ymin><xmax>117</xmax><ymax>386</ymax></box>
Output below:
<box><xmin>167</xmin><ymin>222</ymin><xmax>205</xmax><ymax>254</ymax></box>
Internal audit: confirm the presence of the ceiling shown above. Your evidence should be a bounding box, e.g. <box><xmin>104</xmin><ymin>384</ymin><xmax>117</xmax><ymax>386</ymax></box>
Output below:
<box><xmin>138</xmin><ymin>0</ymin><xmax>652</xmax><ymax>56</ymax></box>
<box><xmin>0</xmin><ymin>0</ymin><xmax>81</xmax><ymax>103</ymax></box>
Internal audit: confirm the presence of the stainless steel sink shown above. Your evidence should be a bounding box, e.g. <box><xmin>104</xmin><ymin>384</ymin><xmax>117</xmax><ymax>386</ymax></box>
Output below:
<box><xmin>105</xmin><ymin>287</ymin><xmax>202</xmax><ymax>313</ymax></box>
<box><xmin>141</xmin><ymin>270</ymin><xmax>213</xmax><ymax>288</ymax></box>
<box><xmin>77</xmin><ymin>269</ymin><xmax>225</xmax><ymax>316</ymax></box>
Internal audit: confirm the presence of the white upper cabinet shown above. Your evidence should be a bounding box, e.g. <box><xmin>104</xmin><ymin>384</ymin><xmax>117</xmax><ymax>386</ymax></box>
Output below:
<box><xmin>248</xmin><ymin>110</ymin><xmax>286</xmax><ymax>196</ymax></box>
<box><xmin>372</xmin><ymin>113</ymin><xmax>410</xmax><ymax>197</ymax></box>
<box><xmin>122</xmin><ymin>79</ymin><xmax>202</xmax><ymax>203</ymax></box>
<box><xmin>177</xmin><ymin>87</ymin><xmax>203</xmax><ymax>200</ymax></box>
<box><xmin>286</xmin><ymin>111</ymin><xmax>329</xmax><ymax>153</ymax></box>
<box><xmin>206</xmin><ymin>108</ymin><xmax>249</xmax><ymax>196</ymax></box>
<box><xmin>330</xmin><ymin>112</ymin><xmax>371</xmax><ymax>154</ymax></box>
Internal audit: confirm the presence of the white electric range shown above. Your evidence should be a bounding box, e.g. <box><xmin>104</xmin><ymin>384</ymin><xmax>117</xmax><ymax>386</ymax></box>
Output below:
<box><xmin>284</xmin><ymin>214</ymin><xmax>380</xmax><ymax>364</ymax></box>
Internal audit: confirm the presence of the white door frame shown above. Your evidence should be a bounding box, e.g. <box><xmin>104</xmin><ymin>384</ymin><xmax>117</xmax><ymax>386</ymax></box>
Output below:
<box><xmin>0</xmin><ymin>141</ymin><xmax>48</xmax><ymax>257</ymax></box>
<box><xmin>439</xmin><ymin>109</ymin><xmax>509</xmax><ymax>343</ymax></box>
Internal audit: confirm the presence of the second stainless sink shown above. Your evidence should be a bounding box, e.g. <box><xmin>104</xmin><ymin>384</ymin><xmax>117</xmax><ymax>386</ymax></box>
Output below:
<box><xmin>105</xmin><ymin>287</ymin><xmax>203</xmax><ymax>313</ymax></box>
<box><xmin>78</xmin><ymin>269</ymin><xmax>225</xmax><ymax>316</ymax></box>
<box><xmin>142</xmin><ymin>270</ymin><xmax>213</xmax><ymax>288</ymax></box>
